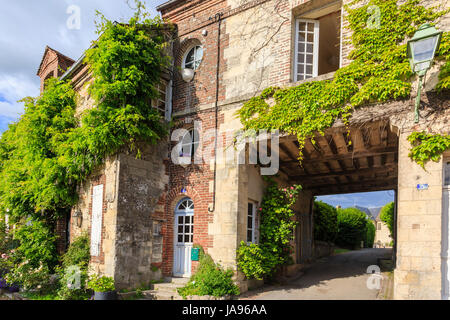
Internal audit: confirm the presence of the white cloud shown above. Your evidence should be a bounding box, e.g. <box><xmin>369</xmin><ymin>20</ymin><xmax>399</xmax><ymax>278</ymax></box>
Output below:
<box><xmin>0</xmin><ymin>74</ymin><xmax>40</xmax><ymax>119</ymax></box>
<box><xmin>0</xmin><ymin>0</ymin><xmax>166</xmax><ymax>123</ymax></box>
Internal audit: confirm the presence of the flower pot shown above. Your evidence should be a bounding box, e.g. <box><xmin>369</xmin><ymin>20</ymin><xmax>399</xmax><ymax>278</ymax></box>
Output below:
<box><xmin>7</xmin><ymin>284</ymin><xmax>20</xmax><ymax>293</ymax></box>
<box><xmin>94</xmin><ymin>290</ymin><xmax>117</xmax><ymax>300</ymax></box>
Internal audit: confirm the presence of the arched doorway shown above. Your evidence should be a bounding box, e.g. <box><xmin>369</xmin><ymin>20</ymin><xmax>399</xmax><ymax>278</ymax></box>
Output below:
<box><xmin>173</xmin><ymin>197</ymin><xmax>194</xmax><ymax>277</ymax></box>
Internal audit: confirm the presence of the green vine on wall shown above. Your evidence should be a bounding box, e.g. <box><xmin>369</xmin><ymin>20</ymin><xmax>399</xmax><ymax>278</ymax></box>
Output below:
<box><xmin>0</xmin><ymin>7</ymin><xmax>170</xmax><ymax>223</ymax></box>
<box><xmin>237</xmin><ymin>0</ymin><xmax>449</xmax><ymax>162</ymax></box>
<box><xmin>0</xmin><ymin>2</ymin><xmax>170</xmax><ymax>289</ymax></box>
<box><xmin>237</xmin><ymin>180</ymin><xmax>301</xmax><ymax>280</ymax></box>
<box><xmin>407</xmin><ymin>132</ymin><xmax>450</xmax><ymax>168</ymax></box>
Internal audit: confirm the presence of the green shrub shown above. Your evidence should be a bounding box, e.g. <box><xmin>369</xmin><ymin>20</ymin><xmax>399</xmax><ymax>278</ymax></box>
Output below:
<box><xmin>336</xmin><ymin>208</ymin><xmax>368</xmax><ymax>249</ymax></box>
<box><xmin>178</xmin><ymin>247</ymin><xmax>240</xmax><ymax>299</ymax></box>
<box><xmin>380</xmin><ymin>202</ymin><xmax>394</xmax><ymax>238</ymax></box>
<box><xmin>87</xmin><ymin>274</ymin><xmax>115</xmax><ymax>292</ymax></box>
<box><xmin>5</xmin><ymin>220</ymin><xmax>57</xmax><ymax>291</ymax></box>
<box><xmin>313</xmin><ymin>201</ymin><xmax>338</xmax><ymax>243</ymax></box>
<box><xmin>236</xmin><ymin>181</ymin><xmax>301</xmax><ymax>280</ymax></box>
<box><xmin>57</xmin><ymin>233</ymin><xmax>91</xmax><ymax>300</ymax></box>
<box><xmin>365</xmin><ymin>220</ymin><xmax>375</xmax><ymax>248</ymax></box>
<box><xmin>236</xmin><ymin>242</ymin><xmax>280</xmax><ymax>281</ymax></box>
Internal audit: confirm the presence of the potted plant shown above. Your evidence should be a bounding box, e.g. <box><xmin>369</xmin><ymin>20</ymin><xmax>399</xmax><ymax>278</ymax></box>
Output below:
<box><xmin>87</xmin><ymin>274</ymin><xmax>117</xmax><ymax>300</ymax></box>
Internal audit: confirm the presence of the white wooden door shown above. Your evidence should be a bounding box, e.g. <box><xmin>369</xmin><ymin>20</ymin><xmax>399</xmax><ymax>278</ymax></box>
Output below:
<box><xmin>173</xmin><ymin>198</ymin><xmax>194</xmax><ymax>277</ymax></box>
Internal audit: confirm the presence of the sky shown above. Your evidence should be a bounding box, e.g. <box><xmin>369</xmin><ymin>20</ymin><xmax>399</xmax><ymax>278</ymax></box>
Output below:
<box><xmin>0</xmin><ymin>1</ymin><xmax>395</xmax><ymax>209</ymax></box>
<box><xmin>316</xmin><ymin>190</ymin><xmax>395</xmax><ymax>209</ymax></box>
<box><xmin>0</xmin><ymin>0</ymin><xmax>166</xmax><ymax>133</ymax></box>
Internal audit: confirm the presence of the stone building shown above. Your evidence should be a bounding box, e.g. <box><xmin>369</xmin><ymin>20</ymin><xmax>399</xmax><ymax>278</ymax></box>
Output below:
<box><xmin>36</xmin><ymin>0</ymin><xmax>449</xmax><ymax>299</ymax></box>
<box><xmin>374</xmin><ymin>214</ymin><xmax>392</xmax><ymax>248</ymax></box>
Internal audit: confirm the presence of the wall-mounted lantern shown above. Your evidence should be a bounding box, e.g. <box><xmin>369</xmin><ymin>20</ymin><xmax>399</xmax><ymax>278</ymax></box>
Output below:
<box><xmin>73</xmin><ymin>209</ymin><xmax>83</xmax><ymax>228</ymax></box>
<box><xmin>407</xmin><ymin>23</ymin><xmax>442</xmax><ymax>123</ymax></box>
<box><xmin>181</xmin><ymin>68</ymin><xmax>195</xmax><ymax>83</ymax></box>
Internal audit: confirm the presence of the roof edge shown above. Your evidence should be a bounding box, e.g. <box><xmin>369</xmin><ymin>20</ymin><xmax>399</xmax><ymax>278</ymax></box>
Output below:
<box><xmin>156</xmin><ymin>0</ymin><xmax>184</xmax><ymax>12</ymax></box>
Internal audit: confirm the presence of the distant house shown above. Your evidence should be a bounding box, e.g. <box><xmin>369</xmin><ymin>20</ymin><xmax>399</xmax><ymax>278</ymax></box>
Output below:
<box><xmin>374</xmin><ymin>211</ymin><xmax>392</xmax><ymax>248</ymax></box>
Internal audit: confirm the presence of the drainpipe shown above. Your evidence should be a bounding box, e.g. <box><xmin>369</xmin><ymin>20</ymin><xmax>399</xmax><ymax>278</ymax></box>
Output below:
<box><xmin>208</xmin><ymin>12</ymin><xmax>223</xmax><ymax>213</ymax></box>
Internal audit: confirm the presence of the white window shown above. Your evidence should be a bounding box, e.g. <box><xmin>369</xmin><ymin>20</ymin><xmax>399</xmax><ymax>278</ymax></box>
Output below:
<box><xmin>90</xmin><ymin>184</ymin><xmax>103</xmax><ymax>257</ymax></box>
<box><xmin>247</xmin><ymin>202</ymin><xmax>257</xmax><ymax>243</ymax></box>
<box><xmin>183</xmin><ymin>45</ymin><xmax>203</xmax><ymax>70</ymax></box>
<box><xmin>295</xmin><ymin>19</ymin><xmax>319</xmax><ymax>81</ymax></box>
<box><xmin>151</xmin><ymin>79</ymin><xmax>168</xmax><ymax>116</ymax></box>
<box><xmin>175</xmin><ymin>198</ymin><xmax>194</xmax><ymax>244</ymax></box>
<box><xmin>180</xmin><ymin>128</ymin><xmax>200</xmax><ymax>160</ymax></box>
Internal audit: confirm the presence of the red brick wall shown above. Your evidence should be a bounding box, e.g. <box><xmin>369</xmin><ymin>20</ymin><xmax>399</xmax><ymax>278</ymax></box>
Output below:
<box><xmin>157</xmin><ymin>0</ymin><xmax>349</xmax><ymax>277</ymax></box>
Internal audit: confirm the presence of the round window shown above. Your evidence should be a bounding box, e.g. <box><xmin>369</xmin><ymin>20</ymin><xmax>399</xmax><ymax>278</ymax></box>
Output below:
<box><xmin>183</xmin><ymin>45</ymin><xmax>203</xmax><ymax>70</ymax></box>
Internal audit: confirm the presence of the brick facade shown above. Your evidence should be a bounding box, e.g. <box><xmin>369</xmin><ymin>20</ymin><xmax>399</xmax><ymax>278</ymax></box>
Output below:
<box><xmin>35</xmin><ymin>0</ymin><xmax>450</xmax><ymax>298</ymax></box>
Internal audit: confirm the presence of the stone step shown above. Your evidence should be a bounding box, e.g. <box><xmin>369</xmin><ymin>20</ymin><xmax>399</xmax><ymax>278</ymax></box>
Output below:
<box><xmin>142</xmin><ymin>290</ymin><xmax>183</xmax><ymax>300</ymax></box>
<box><xmin>152</xmin><ymin>283</ymin><xmax>185</xmax><ymax>294</ymax></box>
<box><xmin>153</xmin><ymin>286</ymin><xmax>185</xmax><ymax>294</ymax></box>
<box><xmin>164</xmin><ymin>277</ymin><xmax>190</xmax><ymax>285</ymax></box>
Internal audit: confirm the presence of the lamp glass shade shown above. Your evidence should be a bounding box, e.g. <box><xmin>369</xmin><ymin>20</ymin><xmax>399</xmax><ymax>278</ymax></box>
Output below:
<box><xmin>407</xmin><ymin>24</ymin><xmax>442</xmax><ymax>73</ymax></box>
<box><xmin>181</xmin><ymin>68</ymin><xmax>195</xmax><ymax>82</ymax></box>
<box><xmin>411</xmin><ymin>36</ymin><xmax>438</xmax><ymax>62</ymax></box>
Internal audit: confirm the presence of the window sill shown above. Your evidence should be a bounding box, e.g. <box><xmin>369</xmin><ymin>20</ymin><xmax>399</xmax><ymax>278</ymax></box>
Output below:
<box><xmin>288</xmin><ymin>71</ymin><xmax>336</xmax><ymax>88</ymax></box>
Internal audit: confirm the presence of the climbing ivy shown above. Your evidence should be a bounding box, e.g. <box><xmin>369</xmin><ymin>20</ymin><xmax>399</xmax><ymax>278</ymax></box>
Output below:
<box><xmin>237</xmin><ymin>0</ymin><xmax>449</xmax><ymax>162</ymax></box>
<box><xmin>407</xmin><ymin>132</ymin><xmax>450</xmax><ymax>168</ymax></box>
<box><xmin>0</xmin><ymin>5</ymin><xmax>170</xmax><ymax>223</ymax></box>
<box><xmin>0</xmin><ymin>2</ymin><xmax>170</xmax><ymax>287</ymax></box>
<box><xmin>237</xmin><ymin>180</ymin><xmax>301</xmax><ymax>280</ymax></box>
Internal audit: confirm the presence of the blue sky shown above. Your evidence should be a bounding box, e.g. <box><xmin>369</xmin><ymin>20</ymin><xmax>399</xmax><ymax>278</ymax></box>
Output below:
<box><xmin>0</xmin><ymin>0</ymin><xmax>165</xmax><ymax>135</ymax></box>
<box><xmin>316</xmin><ymin>190</ymin><xmax>395</xmax><ymax>209</ymax></box>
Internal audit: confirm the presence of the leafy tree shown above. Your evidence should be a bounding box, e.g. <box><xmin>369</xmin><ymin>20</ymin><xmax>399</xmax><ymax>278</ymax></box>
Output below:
<box><xmin>336</xmin><ymin>207</ymin><xmax>368</xmax><ymax>249</ymax></box>
<box><xmin>380</xmin><ymin>202</ymin><xmax>395</xmax><ymax>238</ymax></box>
<box><xmin>0</xmin><ymin>1</ymin><xmax>170</xmax><ymax>294</ymax></box>
<box><xmin>365</xmin><ymin>220</ymin><xmax>375</xmax><ymax>248</ymax></box>
<box><xmin>313</xmin><ymin>200</ymin><xmax>338</xmax><ymax>243</ymax></box>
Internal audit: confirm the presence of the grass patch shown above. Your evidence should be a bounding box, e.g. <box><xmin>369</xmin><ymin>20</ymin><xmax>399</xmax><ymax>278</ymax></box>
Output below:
<box><xmin>21</xmin><ymin>291</ymin><xmax>61</xmax><ymax>300</ymax></box>
<box><xmin>333</xmin><ymin>248</ymin><xmax>351</xmax><ymax>255</ymax></box>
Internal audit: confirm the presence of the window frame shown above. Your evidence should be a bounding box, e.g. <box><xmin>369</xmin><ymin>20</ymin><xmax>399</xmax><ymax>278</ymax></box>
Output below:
<box><xmin>294</xmin><ymin>18</ymin><xmax>320</xmax><ymax>82</ymax></box>
<box><xmin>444</xmin><ymin>159</ymin><xmax>450</xmax><ymax>186</ymax></box>
<box><xmin>179</xmin><ymin>128</ymin><xmax>200</xmax><ymax>161</ymax></box>
<box><xmin>247</xmin><ymin>202</ymin><xmax>257</xmax><ymax>244</ymax></box>
<box><xmin>182</xmin><ymin>45</ymin><xmax>204</xmax><ymax>71</ymax></box>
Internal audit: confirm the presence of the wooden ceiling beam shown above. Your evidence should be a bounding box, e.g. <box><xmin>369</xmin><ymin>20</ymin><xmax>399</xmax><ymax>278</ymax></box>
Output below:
<box><xmin>289</xmin><ymin>165</ymin><xmax>396</xmax><ymax>180</ymax></box>
<box><xmin>281</xmin><ymin>146</ymin><xmax>397</xmax><ymax>165</ymax></box>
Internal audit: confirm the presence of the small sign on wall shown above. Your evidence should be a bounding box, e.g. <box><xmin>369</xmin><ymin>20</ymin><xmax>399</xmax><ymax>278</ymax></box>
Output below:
<box><xmin>191</xmin><ymin>247</ymin><xmax>200</xmax><ymax>261</ymax></box>
<box><xmin>416</xmin><ymin>183</ymin><xmax>429</xmax><ymax>190</ymax></box>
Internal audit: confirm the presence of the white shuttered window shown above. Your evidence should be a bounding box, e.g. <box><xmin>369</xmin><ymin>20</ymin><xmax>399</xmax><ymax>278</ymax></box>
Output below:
<box><xmin>90</xmin><ymin>184</ymin><xmax>104</xmax><ymax>257</ymax></box>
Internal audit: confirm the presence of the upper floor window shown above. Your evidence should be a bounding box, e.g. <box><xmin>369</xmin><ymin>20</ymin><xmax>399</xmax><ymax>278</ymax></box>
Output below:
<box><xmin>180</xmin><ymin>128</ymin><xmax>200</xmax><ymax>160</ymax></box>
<box><xmin>150</xmin><ymin>78</ymin><xmax>172</xmax><ymax>121</ymax></box>
<box><xmin>183</xmin><ymin>45</ymin><xmax>203</xmax><ymax>70</ymax></box>
<box><xmin>294</xmin><ymin>8</ymin><xmax>341</xmax><ymax>82</ymax></box>
<box><xmin>295</xmin><ymin>19</ymin><xmax>319</xmax><ymax>80</ymax></box>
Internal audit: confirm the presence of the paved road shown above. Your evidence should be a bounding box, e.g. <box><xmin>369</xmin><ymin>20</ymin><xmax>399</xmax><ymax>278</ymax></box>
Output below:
<box><xmin>240</xmin><ymin>248</ymin><xmax>392</xmax><ymax>300</ymax></box>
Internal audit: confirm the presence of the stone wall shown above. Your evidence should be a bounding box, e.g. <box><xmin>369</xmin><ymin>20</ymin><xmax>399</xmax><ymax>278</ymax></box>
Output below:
<box><xmin>113</xmin><ymin>142</ymin><xmax>169</xmax><ymax>289</ymax></box>
<box><xmin>394</xmin><ymin>132</ymin><xmax>445</xmax><ymax>299</ymax></box>
<box><xmin>374</xmin><ymin>221</ymin><xmax>392</xmax><ymax>247</ymax></box>
<box><xmin>313</xmin><ymin>241</ymin><xmax>335</xmax><ymax>259</ymax></box>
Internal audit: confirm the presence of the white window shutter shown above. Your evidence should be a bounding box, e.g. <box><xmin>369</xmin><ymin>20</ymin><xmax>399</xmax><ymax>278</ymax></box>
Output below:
<box><xmin>90</xmin><ymin>184</ymin><xmax>103</xmax><ymax>257</ymax></box>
